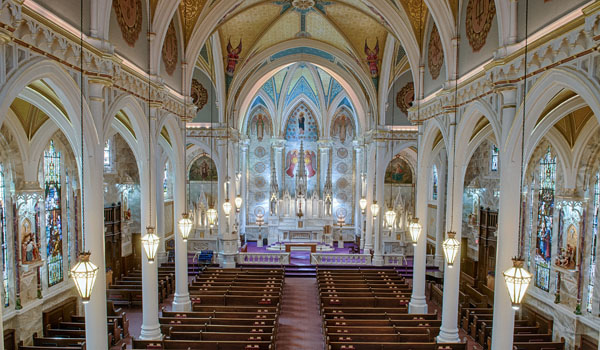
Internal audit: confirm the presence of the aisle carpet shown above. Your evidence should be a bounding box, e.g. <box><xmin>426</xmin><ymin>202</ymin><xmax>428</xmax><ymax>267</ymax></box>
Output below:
<box><xmin>276</xmin><ymin>277</ymin><xmax>324</xmax><ymax>350</ymax></box>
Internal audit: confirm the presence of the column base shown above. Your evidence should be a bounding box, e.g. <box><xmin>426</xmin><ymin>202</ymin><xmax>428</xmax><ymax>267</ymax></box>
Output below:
<box><xmin>408</xmin><ymin>295</ymin><xmax>428</xmax><ymax>314</ymax></box>
<box><xmin>172</xmin><ymin>293</ymin><xmax>191</xmax><ymax>311</ymax></box>
<box><xmin>372</xmin><ymin>255</ymin><xmax>384</xmax><ymax>266</ymax></box>
<box><xmin>139</xmin><ymin>323</ymin><xmax>163</xmax><ymax>340</ymax></box>
<box><xmin>437</xmin><ymin>326</ymin><xmax>460</xmax><ymax>343</ymax></box>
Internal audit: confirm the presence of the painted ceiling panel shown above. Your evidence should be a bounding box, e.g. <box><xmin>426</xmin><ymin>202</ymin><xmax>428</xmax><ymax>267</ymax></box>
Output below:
<box><xmin>10</xmin><ymin>98</ymin><xmax>49</xmax><ymax>141</ymax></box>
<box><xmin>303</xmin><ymin>10</ymin><xmax>353</xmax><ymax>52</ymax></box>
<box><xmin>251</xmin><ymin>10</ymin><xmax>302</xmax><ymax>53</ymax></box>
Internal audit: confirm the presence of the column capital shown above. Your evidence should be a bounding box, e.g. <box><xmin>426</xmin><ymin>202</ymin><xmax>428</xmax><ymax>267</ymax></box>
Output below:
<box><xmin>318</xmin><ymin>139</ymin><xmax>333</xmax><ymax>150</ymax></box>
<box><xmin>270</xmin><ymin>138</ymin><xmax>285</xmax><ymax>149</ymax></box>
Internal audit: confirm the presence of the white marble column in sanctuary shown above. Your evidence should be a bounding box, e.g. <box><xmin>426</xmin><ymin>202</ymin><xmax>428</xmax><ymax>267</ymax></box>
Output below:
<box><xmin>139</xmin><ymin>108</ymin><xmax>162</xmax><ymax>340</ymax></box>
<box><xmin>318</xmin><ymin>140</ymin><xmax>332</xmax><ymax>196</ymax></box>
<box><xmin>490</xmin><ymin>87</ymin><xmax>521</xmax><ymax>350</ymax></box>
<box><xmin>217</xmin><ymin>138</ymin><xmax>237</xmax><ymax>268</ymax></box>
<box><xmin>364</xmin><ymin>142</ymin><xmax>376</xmax><ymax>251</ymax></box>
<box><xmin>410</xmin><ymin>124</ymin><xmax>428</xmax><ymax>314</ymax></box>
<box><xmin>438</xmin><ymin>115</ymin><xmax>461</xmax><ymax>344</ymax></box>
<box><xmin>373</xmin><ymin>140</ymin><xmax>386</xmax><ymax>266</ymax></box>
<box><xmin>82</xmin><ymin>79</ymin><xmax>110</xmax><ymax>350</ymax></box>
<box><xmin>239</xmin><ymin>139</ymin><xmax>249</xmax><ymax>236</ymax></box>
<box><xmin>155</xmin><ymin>152</ymin><xmax>166</xmax><ymax>264</ymax></box>
<box><xmin>271</xmin><ymin>138</ymin><xmax>285</xmax><ymax>196</ymax></box>
<box><xmin>353</xmin><ymin>141</ymin><xmax>363</xmax><ymax>242</ymax></box>
<box><xmin>435</xmin><ymin>163</ymin><xmax>447</xmax><ymax>268</ymax></box>
<box><xmin>172</xmin><ymin>119</ymin><xmax>190</xmax><ymax>311</ymax></box>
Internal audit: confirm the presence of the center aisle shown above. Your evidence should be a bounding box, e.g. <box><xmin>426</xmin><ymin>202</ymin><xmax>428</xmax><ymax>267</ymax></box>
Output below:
<box><xmin>276</xmin><ymin>277</ymin><xmax>324</xmax><ymax>350</ymax></box>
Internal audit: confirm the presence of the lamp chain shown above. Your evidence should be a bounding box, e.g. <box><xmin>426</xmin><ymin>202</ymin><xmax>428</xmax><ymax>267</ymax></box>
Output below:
<box><xmin>449</xmin><ymin>0</ymin><xmax>460</xmax><ymax>232</ymax></box>
<box><xmin>79</xmin><ymin>0</ymin><xmax>85</xmax><ymax>251</ymax></box>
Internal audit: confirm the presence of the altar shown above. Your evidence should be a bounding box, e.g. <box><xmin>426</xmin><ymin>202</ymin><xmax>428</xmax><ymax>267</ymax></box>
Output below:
<box><xmin>284</xmin><ymin>230</ymin><xmax>318</xmax><ymax>242</ymax></box>
<box><xmin>285</xmin><ymin>242</ymin><xmax>317</xmax><ymax>252</ymax></box>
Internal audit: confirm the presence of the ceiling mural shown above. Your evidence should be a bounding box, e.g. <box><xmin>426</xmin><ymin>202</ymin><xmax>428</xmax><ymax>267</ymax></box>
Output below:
<box><xmin>465</xmin><ymin>0</ymin><xmax>496</xmax><ymax>52</ymax></box>
<box><xmin>162</xmin><ymin>20</ymin><xmax>178</xmax><ymax>76</ymax></box>
<box><xmin>428</xmin><ymin>24</ymin><xmax>443</xmax><ymax>80</ymax></box>
<box><xmin>179</xmin><ymin>0</ymin><xmax>209</xmax><ymax>48</ymax></box>
<box><xmin>396</xmin><ymin>0</ymin><xmax>428</xmax><ymax>47</ymax></box>
<box><xmin>113</xmin><ymin>0</ymin><xmax>142</xmax><ymax>47</ymax></box>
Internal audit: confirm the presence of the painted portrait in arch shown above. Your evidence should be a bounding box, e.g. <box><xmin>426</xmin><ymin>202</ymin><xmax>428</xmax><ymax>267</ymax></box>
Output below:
<box><xmin>249</xmin><ymin>110</ymin><xmax>272</xmax><ymax>142</ymax></box>
<box><xmin>284</xmin><ymin>103</ymin><xmax>318</xmax><ymax>142</ymax></box>
<box><xmin>331</xmin><ymin>112</ymin><xmax>355</xmax><ymax>144</ymax></box>
<box><xmin>188</xmin><ymin>155</ymin><xmax>218</xmax><ymax>181</ymax></box>
<box><xmin>385</xmin><ymin>157</ymin><xmax>413</xmax><ymax>184</ymax></box>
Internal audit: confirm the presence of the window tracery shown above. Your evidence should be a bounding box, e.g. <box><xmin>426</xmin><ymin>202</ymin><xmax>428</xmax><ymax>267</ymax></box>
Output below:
<box><xmin>432</xmin><ymin>165</ymin><xmax>438</xmax><ymax>201</ymax></box>
<box><xmin>535</xmin><ymin>147</ymin><xmax>556</xmax><ymax>292</ymax></box>
<box><xmin>44</xmin><ymin>140</ymin><xmax>63</xmax><ymax>287</ymax></box>
<box><xmin>586</xmin><ymin>172</ymin><xmax>599</xmax><ymax>313</ymax></box>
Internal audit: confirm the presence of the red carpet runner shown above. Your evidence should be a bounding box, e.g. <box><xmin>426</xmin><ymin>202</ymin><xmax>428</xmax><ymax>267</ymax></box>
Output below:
<box><xmin>276</xmin><ymin>277</ymin><xmax>324</xmax><ymax>350</ymax></box>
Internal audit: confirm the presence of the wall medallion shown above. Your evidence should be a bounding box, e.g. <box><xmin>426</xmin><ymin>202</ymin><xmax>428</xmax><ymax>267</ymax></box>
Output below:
<box><xmin>255</xmin><ymin>176</ymin><xmax>266</xmax><ymax>189</ymax></box>
<box><xmin>465</xmin><ymin>0</ymin><xmax>496</xmax><ymax>52</ymax></box>
<box><xmin>336</xmin><ymin>162</ymin><xmax>348</xmax><ymax>175</ymax></box>
<box><xmin>254</xmin><ymin>162</ymin><xmax>266</xmax><ymax>173</ymax></box>
<box><xmin>336</xmin><ymin>193</ymin><xmax>348</xmax><ymax>203</ymax></box>
<box><xmin>191</xmin><ymin>79</ymin><xmax>208</xmax><ymax>110</ymax></box>
<box><xmin>254</xmin><ymin>192</ymin><xmax>265</xmax><ymax>202</ymax></box>
<box><xmin>254</xmin><ymin>146</ymin><xmax>266</xmax><ymax>158</ymax></box>
<box><xmin>336</xmin><ymin>177</ymin><xmax>349</xmax><ymax>190</ymax></box>
<box><xmin>336</xmin><ymin>148</ymin><xmax>348</xmax><ymax>159</ymax></box>
<box><xmin>396</xmin><ymin>82</ymin><xmax>414</xmax><ymax>114</ymax></box>
<box><xmin>428</xmin><ymin>25</ymin><xmax>443</xmax><ymax>80</ymax></box>
<box><xmin>113</xmin><ymin>0</ymin><xmax>143</xmax><ymax>47</ymax></box>
<box><xmin>162</xmin><ymin>21</ymin><xmax>178</xmax><ymax>76</ymax></box>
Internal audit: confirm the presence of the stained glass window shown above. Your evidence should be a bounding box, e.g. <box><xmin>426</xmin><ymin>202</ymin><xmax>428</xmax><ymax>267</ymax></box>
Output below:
<box><xmin>104</xmin><ymin>139</ymin><xmax>111</xmax><ymax>168</ymax></box>
<box><xmin>535</xmin><ymin>147</ymin><xmax>555</xmax><ymax>292</ymax></box>
<box><xmin>587</xmin><ymin>172</ymin><xmax>599</xmax><ymax>313</ymax></box>
<box><xmin>66</xmin><ymin>171</ymin><xmax>71</xmax><ymax>271</ymax></box>
<box><xmin>163</xmin><ymin>163</ymin><xmax>168</xmax><ymax>198</ymax></box>
<box><xmin>491</xmin><ymin>145</ymin><xmax>499</xmax><ymax>172</ymax></box>
<box><xmin>44</xmin><ymin>140</ymin><xmax>63</xmax><ymax>287</ymax></box>
<box><xmin>0</xmin><ymin>164</ymin><xmax>8</xmax><ymax>306</ymax></box>
<box><xmin>432</xmin><ymin>165</ymin><xmax>438</xmax><ymax>201</ymax></box>
<box><xmin>527</xmin><ymin>179</ymin><xmax>535</xmax><ymax>271</ymax></box>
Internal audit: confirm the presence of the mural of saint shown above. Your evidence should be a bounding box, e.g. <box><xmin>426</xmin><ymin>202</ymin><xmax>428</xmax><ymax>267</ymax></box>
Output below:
<box><xmin>385</xmin><ymin>157</ymin><xmax>413</xmax><ymax>184</ymax></box>
<box><xmin>304</xmin><ymin>150</ymin><xmax>316</xmax><ymax>178</ymax></box>
<box><xmin>298</xmin><ymin>112</ymin><xmax>306</xmax><ymax>135</ymax></box>
<box><xmin>250</xmin><ymin>113</ymin><xmax>271</xmax><ymax>141</ymax></box>
<box><xmin>331</xmin><ymin>114</ymin><xmax>354</xmax><ymax>143</ymax></box>
<box><xmin>285</xmin><ymin>150</ymin><xmax>299</xmax><ymax>177</ymax></box>
<box><xmin>226</xmin><ymin>39</ymin><xmax>242</xmax><ymax>76</ymax></box>
<box><xmin>284</xmin><ymin>103</ymin><xmax>318</xmax><ymax>142</ymax></box>
<box><xmin>20</xmin><ymin>219</ymin><xmax>40</xmax><ymax>263</ymax></box>
<box><xmin>189</xmin><ymin>155</ymin><xmax>218</xmax><ymax>181</ymax></box>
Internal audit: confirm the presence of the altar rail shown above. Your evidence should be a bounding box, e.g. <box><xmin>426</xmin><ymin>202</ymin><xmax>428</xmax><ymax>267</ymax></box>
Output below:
<box><xmin>311</xmin><ymin>253</ymin><xmax>372</xmax><ymax>266</ymax></box>
<box><xmin>236</xmin><ymin>252</ymin><xmax>290</xmax><ymax>265</ymax></box>
<box><xmin>383</xmin><ymin>254</ymin><xmax>408</xmax><ymax>266</ymax></box>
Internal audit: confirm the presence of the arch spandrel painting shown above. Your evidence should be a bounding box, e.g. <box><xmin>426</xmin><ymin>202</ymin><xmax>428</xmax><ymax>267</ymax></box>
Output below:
<box><xmin>284</xmin><ymin>103</ymin><xmax>318</xmax><ymax>142</ymax></box>
<box><xmin>249</xmin><ymin>110</ymin><xmax>272</xmax><ymax>142</ymax></box>
<box><xmin>189</xmin><ymin>155</ymin><xmax>218</xmax><ymax>182</ymax></box>
<box><xmin>385</xmin><ymin>157</ymin><xmax>413</xmax><ymax>184</ymax></box>
<box><xmin>113</xmin><ymin>0</ymin><xmax>143</xmax><ymax>47</ymax></box>
<box><xmin>331</xmin><ymin>113</ymin><xmax>354</xmax><ymax>144</ymax></box>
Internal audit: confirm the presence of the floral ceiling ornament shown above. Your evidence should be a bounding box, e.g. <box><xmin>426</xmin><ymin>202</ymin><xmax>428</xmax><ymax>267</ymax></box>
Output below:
<box><xmin>179</xmin><ymin>0</ymin><xmax>206</xmax><ymax>45</ymax></box>
<box><xmin>396</xmin><ymin>82</ymin><xmax>415</xmax><ymax>114</ymax></box>
<box><xmin>191</xmin><ymin>79</ymin><xmax>208</xmax><ymax>110</ymax></box>
<box><xmin>428</xmin><ymin>24</ymin><xmax>443</xmax><ymax>80</ymax></box>
<box><xmin>113</xmin><ymin>0</ymin><xmax>142</xmax><ymax>47</ymax></box>
<box><xmin>465</xmin><ymin>0</ymin><xmax>496</xmax><ymax>52</ymax></box>
<box><xmin>292</xmin><ymin>0</ymin><xmax>315</xmax><ymax>10</ymax></box>
<box><xmin>162</xmin><ymin>21</ymin><xmax>178</xmax><ymax>76</ymax></box>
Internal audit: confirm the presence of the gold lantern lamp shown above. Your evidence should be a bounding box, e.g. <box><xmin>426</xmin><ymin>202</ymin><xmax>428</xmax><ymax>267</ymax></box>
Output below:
<box><xmin>384</xmin><ymin>207</ymin><xmax>396</xmax><ymax>228</ymax></box>
<box><xmin>207</xmin><ymin>207</ymin><xmax>218</xmax><ymax>228</ymax></box>
<box><xmin>408</xmin><ymin>218</ymin><xmax>422</xmax><ymax>246</ymax></box>
<box><xmin>235</xmin><ymin>195</ymin><xmax>243</xmax><ymax>213</ymax></box>
<box><xmin>503</xmin><ymin>258</ymin><xmax>532</xmax><ymax>310</ymax></box>
<box><xmin>359</xmin><ymin>197</ymin><xmax>367</xmax><ymax>213</ymax></box>
<box><xmin>442</xmin><ymin>231</ymin><xmax>460</xmax><ymax>267</ymax></box>
<box><xmin>223</xmin><ymin>199</ymin><xmax>232</xmax><ymax>217</ymax></box>
<box><xmin>370</xmin><ymin>200</ymin><xmax>380</xmax><ymax>217</ymax></box>
<box><xmin>70</xmin><ymin>252</ymin><xmax>99</xmax><ymax>304</ymax></box>
<box><xmin>178</xmin><ymin>212</ymin><xmax>193</xmax><ymax>242</ymax></box>
<box><xmin>141</xmin><ymin>226</ymin><xmax>160</xmax><ymax>263</ymax></box>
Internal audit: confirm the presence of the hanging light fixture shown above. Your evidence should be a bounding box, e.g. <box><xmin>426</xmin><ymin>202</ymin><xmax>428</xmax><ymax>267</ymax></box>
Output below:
<box><xmin>207</xmin><ymin>208</ymin><xmax>218</xmax><ymax>228</ymax></box>
<box><xmin>141</xmin><ymin>226</ymin><xmax>160</xmax><ymax>263</ymax></box>
<box><xmin>503</xmin><ymin>0</ymin><xmax>532</xmax><ymax>310</ymax></box>
<box><xmin>70</xmin><ymin>0</ymin><xmax>98</xmax><ymax>303</ymax></box>
<box><xmin>140</xmin><ymin>12</ymin><xmax>159</xmax><ymax>262</ymax></box>
<box><xmin>442</xmin><ymin>231</ymin><xmax>460</xmax><ymax>267</ymax></box>
<box><xmin>178</xmin><ymin>1</ymin><xmax>192</xmax><ymax>243</ymax></box>
<box><xmin>178</xmin><ymin>212</ymin><xmax>193</xmax><ymax>242</ymax></box>
<box><xmin>385</xmin><ymin>208</ymin><xmax>396</xmax><ymax>228</ymax></box>
<box><xmin>384</xmin><ymin>73</ymin><xmax>399</xmax><ymax>230</ymax></box>
<box><xmin>223</xmin><ymin>199</ymin><xmax>232</xmax><ymax>216</ymax></box>
<box><xmin>408</xmin><ymin>218</ymin><xmax>422</xmax><ymax>246</ymax></box>
<box><xmin>371</xmin><ymin>200</ymin><xmax>379</xmax><ymax>217</ymax></box>
<box><xmin>235</xmin><ymin>195</ymin><xmax>243</xmax><ymax>212</ymax></box>
<box><xmin>504</xmin><ymin>258</ymin><xmax>532</xmax><ymax>310</ymax></box>
<box><xmin>359</xmin><ymin>197</ymin><xmax>367</xmax><ymax>213</ymax></box>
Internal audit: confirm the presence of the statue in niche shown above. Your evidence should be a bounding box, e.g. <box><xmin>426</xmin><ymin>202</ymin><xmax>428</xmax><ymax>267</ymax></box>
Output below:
<box><xmin>250</xmin><ymin>113</ymin><xmax>270</xmax><ymax>142</ymax></box>
<box><xmin>270</xmin><ymin>193</ymin><xmax>278</xmax><ymax>216</ymax></box>
<box><xmin>298</xmin><ymin>112</ymin><xmax>306</xmax><ymax>135</ymax></box>
<box><xmin>20</xmin><ymin>219</ymin><xmax>40</xmax><ymax>263</ymax></box>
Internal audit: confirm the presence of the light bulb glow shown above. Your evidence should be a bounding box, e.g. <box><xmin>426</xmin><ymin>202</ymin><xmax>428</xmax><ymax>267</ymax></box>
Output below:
<box><xmin>503</xmin><ymin>258</ymin><xmax>532</xmax><ymax>310</ymax></box>
<box><xmin>223</xmin><ymin>200</ymin><xmax>232</xmax><ymax>216</ymax></box>
<box><xmin>370</xmin><ymin>201</ymin><xmax>379</xmax><ymax>217</ymax></box>
<box><xmin>207</xmin><ymin>208</ymin><xmax>218</xmax><ymax>227</ymax></box>
<box><xmin>409</xmin><ymin>218</ymin><xmax>422</xmax><ymax>246</ymax></box>
<box><xmin>141</xmin><ymin>227</ymin><xmax>160</xmax><ymax>263</ymax></box>
<box><xmin>442</xmin><ymin>231</ymin><xmax>460</xmax><ymax>267</ymax></box>
<box><xmin>178</xmin><ymin>213</ymin><xmax>193</xmax><ymax>242</ymax></box>
<box><xmin>70</xmin><ymin>252</ymin><xmax>98</xmax><ymax>303</ymax></box>
<box><xmin>359</xmin><ymin>198</ymin><xmax>367</xmax><ymax>212</ymax></box>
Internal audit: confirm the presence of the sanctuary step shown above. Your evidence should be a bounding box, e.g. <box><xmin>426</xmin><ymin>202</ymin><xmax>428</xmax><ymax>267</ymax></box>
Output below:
<box><xmin>284</xmin><ymin>266</ymin><xmax>316</xmax><ymax>278</ymax></box>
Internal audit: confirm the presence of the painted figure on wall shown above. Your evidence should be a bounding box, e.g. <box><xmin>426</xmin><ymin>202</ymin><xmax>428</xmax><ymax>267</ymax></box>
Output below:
<box><xmin>331</xmin><ymin>114</ymin><xmax>354</xmax><ymax>144</ymax></box>
<box><xmin>286</xmin><ymin>150</ymin><xmax>299</xmax><ymax>177</ymax></box>
<box><xmin>298</xmin><ymin>112</ymin><xmax>306</xmax><ymax>135</ymax></box>
<box><xmin>189</xmin><ymin>155</ymin><xmax>218</xmax><ymax>181</ymax></box>
<box><xmin>284</xmin><ymin>103</ymin><xmax>318</xmax><ymax>142</ymax></box>
<box><xmin>364</xmin><ymin>39</ymin><xmax>380</xmax><ymax>78</ymax></box>
<box><xmin>385</xmin><ymin>157</ymin><xmax>413</xmax><ymax>184</ymax></box>
<box><xmin>286</xmin><ymin>150</ymin><xmax>317</xmax><ymax>178</ymax></box>
<box><xmin>20</xmin><ymin>219</ymin><xmax>40</xmax><ymax>263</ymax></box>
<box><xmin>250</xmin><ymin>112</ymin><xmax>271</xmax><ymax>142</ymax></box>
<box><xmin>226</xmin><ymin>39</ymin><xmax>243</xmax><ymax>76</ymax></box>
<box><xmin>304</xmin><ymin>150</ymin><xmax>316</xmax><ymax>178</ymax></box>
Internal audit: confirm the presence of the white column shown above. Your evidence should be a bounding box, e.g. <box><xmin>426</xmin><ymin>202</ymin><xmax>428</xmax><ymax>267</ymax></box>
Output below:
<box><xmin>155</xmin><ymin>157</ymin><xmax>166</xmax><ymax>264</ymax></box>
<box><xmin>239</xmin><ymin>140</ymin><xmax>249</xmax><ymax>235</ymax></box>
<box><xmin>318</xmin><ymin>140</ymin><xmax>330</xmax><ymax>195</ymax></box>
<box><xmin>353</xmin><ymin>141</ymin><xmax>363</xmax><ymax>240</ymax></box>
<box><xmin>217</xmin><ymin>139</ymin><xmax>236</xmax><ymax>268</ymax></box>
<box><xmin>373</xmin><ymin>141</ymin><xmax>385</xmax><ymax>265</ymax></box>
<box><xmin>490</xmin><ymin>87</ymin><xmax>520</xmax><ymax>350</ymax></box>
<box><xmin>435</xmin><ymin>163</ymin><xmax>447</xmax><ymax>268</ymax></box>
<box><xmin>410</xmin><ymin>125</ymin><xmax>428</xmax><ymax>314</ymax></box>
<box><xmin>172</xmin><ymin>120</ymin><xmax>190</xmax><ymax>311</ymax></box>
<box><xmin>83</xmin><ymin>79</ymin><xmax>109</xmax><ymax>350</ymax></box>
<box><xmin>139</xmin><ymin>111</ymin><xmax>161</xmax><ymax>340</ymax></box>
<box><xmin>438</xmin><ymin>119</ymin><xmax>461</xmax><ymax>344</ymax></box>
<box><xmin>364</xmin><ymin>143</ymin><xmax>376</xmax><ymax>251</ymax></box>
